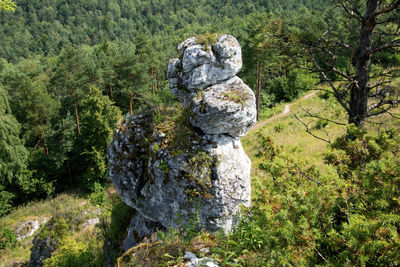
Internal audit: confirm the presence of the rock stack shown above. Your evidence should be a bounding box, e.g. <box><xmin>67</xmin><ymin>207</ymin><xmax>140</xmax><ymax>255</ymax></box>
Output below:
<box><xmin>108</xmin><ymin>34</ymin><xmax>256</xmax><ymax>251</ymax></box>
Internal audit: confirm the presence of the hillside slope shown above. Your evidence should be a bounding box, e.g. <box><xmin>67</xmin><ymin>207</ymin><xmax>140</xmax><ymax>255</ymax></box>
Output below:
<box><xmin>1</xmin><ymin>89</ymin><xmax>399</xmax><ymax>266</ymax></box>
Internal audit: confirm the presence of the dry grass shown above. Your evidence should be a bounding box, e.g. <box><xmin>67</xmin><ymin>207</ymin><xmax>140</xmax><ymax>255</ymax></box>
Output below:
<box><xmin>118</xmin><ymin>232</ymin><xmax>217</xmax><ymax>266</ymax></box>
<box><xmin>243</xmin><ymin>87</ymin><xmax>400</xmax><ymax>196</ymax></box>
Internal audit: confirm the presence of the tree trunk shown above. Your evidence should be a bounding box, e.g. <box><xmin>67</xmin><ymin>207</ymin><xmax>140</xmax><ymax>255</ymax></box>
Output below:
<box><xmin>152</xmin><ymin>69</ymin><xmax>155</xmax><ymax>96</ymax></box>
<box><xmin>38</xmin><ymin>113</ymin><xmax>49</xmax><ymax>155</ymax></box>
<box><xmin>256</xmin><ymin>61</ymin><xmax>262</xmax><ymax>121</ymax></box>
<box><xmin>72</xmin><ymin>87</ymin><xmax>80</xmax><ymax>134</ymax></box>
<box><xmin>130</xmin><ymin>92</ymin><xmax>133</xmax><ymax>116</ymax></box>
<box><xmin>349</xmin><ymin>0</ymin><xmax>378</xmax><ymax>127</ymax></box>
<box><xmin>42</xmin><ymin>129</ymin><xmax>49</xmax><ymax>155</ymax></box>
<box><xmin>110</xmin><ymin>86</ymin><xmax>113</xmax><ymax>101</ymax></box>
<box><xmin>156</xmin><ymin>71</ymin><xmax>159</xmax><ymax>92</ymax></box>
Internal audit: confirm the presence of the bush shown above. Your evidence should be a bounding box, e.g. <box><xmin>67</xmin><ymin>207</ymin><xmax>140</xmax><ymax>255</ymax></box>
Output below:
<box><xmin>266</xmin><ymin>69</ymin><xmax>317</xmax><ymax>103</ymax></box>
<box><xmin>212</xmin><ymin>129</ymin><xmax>400</xmax><ymax>266</ymax></box>
<box><xmin>0</xmin><ymin>188</ymin><xmax>14</xmax><ymax>216</ymax></box>
<box><xmin>210</xmin><ymin>134</ymin><xmax>336</xmax><ymax>265</ymax></box>
<box><xmin>89</xmin><ymin>183</ymin><xmax>109</xmax><ymax>206</ymax></box>
<box><xmin>0</xmin><ymin>227</ymin><xmax>18</xmax><ymax>250</ymax></box>
<box><xmin>322</xmin><ymin>127</ymin><xmax>400</xmax><ymax>266</ymax></box>
<box><xmin>43</xmin><ymin>237</ymin><xmax>94</xmax><ymax>267</ymax></box>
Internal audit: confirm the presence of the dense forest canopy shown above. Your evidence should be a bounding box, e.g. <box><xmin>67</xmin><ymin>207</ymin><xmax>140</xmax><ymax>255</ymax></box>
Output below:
<box><xmin>0</xmin><ymin>0</ymin><xmax>327</xmax><ymax>61</ymax></box>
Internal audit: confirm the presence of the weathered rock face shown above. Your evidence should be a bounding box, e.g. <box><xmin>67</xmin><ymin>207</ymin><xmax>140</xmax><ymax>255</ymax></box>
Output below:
<box><xmin>190</xmin><ymin>76</ymin><xmax>256</xmax><ymax>137</ymax></box>
<box><xmin>108</xmin><ymin>34</ymin><xmax>256</xmax><ymax>251</ymax></box>
<box><xmin>168</xmin><ymin>34</ymin><xmax>242</xmax><ymax>92</ymax></box>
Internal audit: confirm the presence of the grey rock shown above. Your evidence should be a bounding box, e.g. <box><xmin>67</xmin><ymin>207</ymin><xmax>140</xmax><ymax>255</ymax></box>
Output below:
<box><xmin>184</xmin><ymin>253</ymin><xmax>219</xmax><ymax>267</ymax></box>
<box><xmin>122</xmin><ymin>212</ymin><xmax>165</xmax><ymax>252</ymax></box>
<box><xmin>190</xmin><ymin>76</ymin><xmax>256</xmax><ymax>137</ymax></box>
<box><xmin>178</xmin><ymin>37</ymin><xmax>197</xmax><ymax>53</ymax></box>
<box><xmin>15</xmin><ymin>219</ymin><xmax>42</xmax><ymax>241</ymax></box>
<box><xmin>108</xmin><ymin>116</ymin><xmax>251</xmax><ymax>233</ymax></box>
<box><xmin>184</xmin><ymin>252</ymin><xmax>198</xmax><ymax>261</ymax></box>
<box><xmin>108</xmin><ymin>113</ymin><xmax>153</xmax><ymax>208</ymax></box>
<box><xmin>167</xmin><ymin>34</ymin><xmax>242</xmax><ymax>92</ymax></box>
<box><xmin>108</xmin><ymin>34</ymin><xmax>254</xmax><ymax>240</ymax></box>
<box><xmin>29</xmin><ymin>237</ymin><xmax>57</xmax><ymax>267</ymax></box>
<box><xmin>200</xmin><ymin>247</ymin><xmax>210</xmax><ymax>253</ymax></box>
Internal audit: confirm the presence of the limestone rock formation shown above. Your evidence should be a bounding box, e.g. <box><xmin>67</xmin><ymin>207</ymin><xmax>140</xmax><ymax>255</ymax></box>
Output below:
<box><xmin>108</xmin><ymin>34</ymin><xmax>256</xmax><ymax>251</ymax></box>
<box><xmin>168</xmin><ymin>34</ymin><xmax>242</xmax><ymax>92</ymax></box>
<box><xmin>190</xmin><ymin>76</ymin><xmax>256</xmax><ymax>137</ymax></box>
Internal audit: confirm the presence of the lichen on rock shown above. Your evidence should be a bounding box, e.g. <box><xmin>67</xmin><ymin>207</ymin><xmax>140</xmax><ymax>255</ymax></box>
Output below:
<box><xmin>108</xmin><ymin>34</ymin><xmax>256</xmax><ymax>251</ymax></box>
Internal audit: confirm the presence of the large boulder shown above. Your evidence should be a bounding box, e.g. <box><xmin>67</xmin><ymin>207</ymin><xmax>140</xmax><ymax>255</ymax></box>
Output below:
<box><xmin>108</xmin><ymin>34</ymin><xmax>255</xmax><ymax>251</ymax></box>
<box><xmin>168</xmin><ymin>34</ymin><xmax>242</xmax><ymax>92</ymax></box>
<box><xmin>190</xmin><ymin>76</ymin><xmax>256</xmax><ymax>137</ymax></box>
<box><xmin>108</xmin><ymin>114</ymin><xmax>251</xmax><ymax>233</ymax></box>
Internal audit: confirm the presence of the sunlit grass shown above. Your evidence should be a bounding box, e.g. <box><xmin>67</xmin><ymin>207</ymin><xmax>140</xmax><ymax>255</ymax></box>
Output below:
<box><xmin>243</xmin><ymin>86</ymin><xmax>400</xmax><ymax>199</ymax></box>
<box><xmin>0</xmin><ymin>193</ymin><xmax>97</xmax><ymax>265</ymax></box>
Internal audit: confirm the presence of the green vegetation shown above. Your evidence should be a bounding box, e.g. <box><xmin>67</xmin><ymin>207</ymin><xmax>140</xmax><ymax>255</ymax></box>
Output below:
<box><xmin>0</xmin><ymin>227</ymin><xmax>17</xmax><ymax>250</ymax></box>
<box><xmin>221</xmin><ymin>88</ymin><xmax>252</xmax><ymax>107</ymax></box>
<box><xmin>0</xmin><ymin>0</ymin><xmax>399</xmax><ymax>265</ymax></box>
<box><xmin>0</xmin><ymin>189</ymin><xmax>133</xmax><ymax>266</ymax></box>
<box><xmin>0</xmin><ymin>0</ymin><xmax>16</xmax><ymax>12</ymax></box>
<box><xmin>196</xmin><ymin>33</ymin><xmax>219</xmax><ymax>50</ymax></box>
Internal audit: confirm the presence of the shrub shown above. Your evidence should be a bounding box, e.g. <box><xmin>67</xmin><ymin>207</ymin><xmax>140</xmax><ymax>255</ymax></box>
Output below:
<box><xmin>322</xmin><ymin>127</ymin><xmax>400</xmax><ymax>266</ymax></box>
<box><xmin>0</xmin><ymin>227</ymin><xmax>18</xmax><ymax>250</ymax></box>
<box><xmin>43</xmin><ymin>237</ymin><xmax>93</xmax><ymax>267</ymax></box>
<box><xmin>89</xmin><ymin>183</ymin><xmax>108</xmax><ymax>206</ymax></box>
<box><xmin>212</xmin><ymin>129</ymin><xmax>400</xmax><ymax>266</ymax></box>
<box><xmin>0</xmin><ymin>188</ymin><xmax>14</xmax><ymax>216</ymax></box>
<box><xmin>210</xmin><ymin>135</ymin><xmax>336</xmax><ymax>265</ymax></box>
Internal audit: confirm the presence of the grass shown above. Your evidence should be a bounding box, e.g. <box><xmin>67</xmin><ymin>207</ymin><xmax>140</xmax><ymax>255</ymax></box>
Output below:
<box><xmin>0</xmin><ymin>194</ymin><xmax>87</xmax><ymax>265</ymax></box>
<box><xmin>243</xmin><ymin>86</ymin><xmax>400</xmax><ymax>189</ymax></box>
<box><xmin>0</xmin><ymin>189</ymin><xmax>117</xmax><ymax>266</ymax></box>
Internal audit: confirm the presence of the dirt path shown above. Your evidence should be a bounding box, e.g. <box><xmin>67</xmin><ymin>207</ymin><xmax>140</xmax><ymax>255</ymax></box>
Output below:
<box><xmin>250</xmin><ymin>90</ymin><xmax>318</xmax><ymax>132</ymax></box>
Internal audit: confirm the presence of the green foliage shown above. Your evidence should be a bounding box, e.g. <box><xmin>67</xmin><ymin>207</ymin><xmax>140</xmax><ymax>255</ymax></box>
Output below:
<box><xmin>43</xmin><ymin>237</ymin><xmax>95</xmax><ymax>267</ymax></box>
<box><xmin>322</xmin><ymin>127</ymin><xmax>400</xmax><ymax>265</ymax></box>
<box><xmin>78</xmin><ymin>86</ymin><xmax>121</xmax><ymax>190</ymax></box>
<box><xmin>195</xmin><ymin>33</ymin><xmax>219</xmax><ymax>50</ymax></box>
<box><xmin>0</xmin><ymin>87</ymin><xmax>28</xmax><ymax>183</ymax></box>
<box><xmin>0</xmin><ymin>227</ymin><xmax>17</xmax><ymax>250</ymax></box>
<box><xmin>206</xmin><ymin>130</ymin><xmax>400</xmax><ymax>266</ymax></box>
<box><xmin>0</xmin><ymin>0</ymin><xmax>325</xmax><ymax>61</ymax></box>
<box><xmin>0</xmin><ymin>0</ymin><xmax>16</xmax><ymax>12</ymax></box>
<box><xmin>211</xmin><ymin>134</ymin><xmax>335</xmax><ymax>265</ymax></box>
<box><xmin>267</xmin><ymin>69</ymin><xmax>317</xmax><ymax>102</ymax></box>
<box><xmin>89</xmin><ymin>183</ymin><xmax>109</xmax><ymax>206</ymax></box>
<box><xmin>0</xmin><ymin>187</ymin><xmax>14</xmax><ymax>216</ymax></box>
<box><xmin>0</xmin><ymin>87</ymin><xmax>29</xmax><ymax>213</ymax></box>
<box><xmin>315</xmin><ymin>119</ymin><xmax>329</xmax><ymax>129</ymax></box>
<box><xmin>273</xmin><ymin>123</ymin><xmax>286</xmax><ymax>133</ymax></box>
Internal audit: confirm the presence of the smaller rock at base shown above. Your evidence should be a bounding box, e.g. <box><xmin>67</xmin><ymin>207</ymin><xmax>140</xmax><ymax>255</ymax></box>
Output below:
<box><xmin>123</xmin><ymin>212</ymin><xmax>165</xmax><ymax>252</ymax></box>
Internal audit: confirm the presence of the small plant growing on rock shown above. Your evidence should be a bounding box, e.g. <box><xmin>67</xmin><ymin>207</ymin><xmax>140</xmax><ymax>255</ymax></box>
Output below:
<box><xmin>195</xmin><ymin>33</ymin><xmax>219</xmax><ymax>50</ymax></box>
<box><xmin>221</xmin><ymin>89</ymin><xmax>251</xmax><ymax>107</ymax></box>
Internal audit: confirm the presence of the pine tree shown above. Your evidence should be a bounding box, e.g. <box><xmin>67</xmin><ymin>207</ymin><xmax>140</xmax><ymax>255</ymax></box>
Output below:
<box><xmin>0</xmin><ymin>87</ymin><xmax>27</xmax><ymax>215</ymax></box>
<box><xmin>76</xmin><ymin>86</ymin><xmax>121</xmax><ymax>190</ymax></box>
